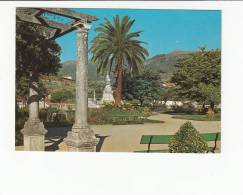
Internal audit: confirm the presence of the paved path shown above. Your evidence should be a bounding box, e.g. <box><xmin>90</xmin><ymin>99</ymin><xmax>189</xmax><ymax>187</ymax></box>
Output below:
<box><xmin>56</xmin><ymin>113</ymin><xmax>220</xmax><ymax>152</ymax></box>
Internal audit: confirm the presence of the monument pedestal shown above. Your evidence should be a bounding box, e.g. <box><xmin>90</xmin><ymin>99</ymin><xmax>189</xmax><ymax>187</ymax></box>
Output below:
<box><xmin>64</xmin><ymin>125</ymin><xmax>98</xmax><ymax>152</ymax></box>
<box><xmin>21</xmin><ymin>118</ymin><xmax>47</xmax><ymax>151</ymax></box>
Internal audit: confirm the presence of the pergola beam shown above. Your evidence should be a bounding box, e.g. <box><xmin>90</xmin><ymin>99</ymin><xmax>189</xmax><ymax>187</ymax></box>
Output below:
<box><xmin>17</xmin><ymin>12</ymin><xmax>42</xmax><ymax>25</ymax></box>
<box><xmin>17</xmin><ymin>14</ymin><xmax>74</xmax><ymax>39</ymax></box>
<box><xmin>16</xmin><ymin>8</ymin><xmax>98</xmax><ymax>39</ymax></box>
<box><xmin>37</xmin><ymin>8</ymin><xmax>98</xmax><ymax>22</ymax></box>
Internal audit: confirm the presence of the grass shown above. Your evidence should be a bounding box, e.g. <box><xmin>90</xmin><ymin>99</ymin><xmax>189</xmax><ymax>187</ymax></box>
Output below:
<box><xmin>106</xmin><ymin>110</ymin><xmax>144</xmax><ymax>117</ymax></box>
<box><xmin>43</xmin><ymin>118</ymin><xmax>163</xmax><ymax>127</ymax></box>
<box><xmin>172</xmin><ymin>113</ymin><xmax>221</xmax><ymax>121</ymax></box>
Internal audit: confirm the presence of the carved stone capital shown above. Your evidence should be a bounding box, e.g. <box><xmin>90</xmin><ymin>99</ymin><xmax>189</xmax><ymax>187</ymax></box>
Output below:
<box><xmin>76</xmin><ymin>22</ymin><xmax>91</xmax><ymax>33</ymax></box>
<box><xmin>21</xmin><ymin>118</ymin><xmax>47</xmax><ymax>136</ymax></box>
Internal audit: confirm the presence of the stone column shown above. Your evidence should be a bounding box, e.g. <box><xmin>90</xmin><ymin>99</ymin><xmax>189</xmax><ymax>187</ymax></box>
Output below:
<box><xmin>21</xmin><ymin>73</ymin><xmax>47</xmax><ymax>151</ymax></box>
<box><xmin>64</xmin><ymin>23</ymin><xmax>98</xmax><ymax>152</ymax></box>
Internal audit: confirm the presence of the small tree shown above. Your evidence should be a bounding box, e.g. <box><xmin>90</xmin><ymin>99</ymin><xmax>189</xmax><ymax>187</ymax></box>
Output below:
<box><xmin>122</xmin><ymin>70</ymin><xmax>161</xmax><ymax>106</ymax></box>
<box><xmin>51</xmin><ymin>90</ymin><xmax>74</xmax><ymax>103</ymax></box>
<box><xmin>159</xmin><ymin>88</ymin><xmax>175</xmax><ymax>105</ymax></box>
<box><xmin>169</xmin><ymin>121</ymin><xmax>208</xmax><ymax>153</ymax></box>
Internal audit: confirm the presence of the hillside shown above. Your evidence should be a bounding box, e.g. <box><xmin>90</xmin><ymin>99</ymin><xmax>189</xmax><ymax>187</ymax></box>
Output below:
<box><xmin>58</xmin><ymin>50</ymin><xmax>191</xmax><ymax>81</ymax></box>
<box><xmin>144</xmin><ymin>50</ymin><xmax>191</xmax><ymax>81</ymax></box>
<box><xmin>41</xmin><ymin>75</ymin><xmax>105</xmax><ymax>100</ymax></box>
<box><xmin>58</xmin><ymin>60</ymin><xmax>100</xmax><ymax>81</ymax></box>
<box><xmin>42</xmin><ymin>50</ymin><xmax>191</xmax><ymax>99</ymax></box>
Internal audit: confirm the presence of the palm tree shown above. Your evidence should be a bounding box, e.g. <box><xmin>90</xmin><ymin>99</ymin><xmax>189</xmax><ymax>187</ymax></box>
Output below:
<box><xmin>91</xmin><ymin>15</ymin><xmax>149</xmax><ymax>106</ymax></box>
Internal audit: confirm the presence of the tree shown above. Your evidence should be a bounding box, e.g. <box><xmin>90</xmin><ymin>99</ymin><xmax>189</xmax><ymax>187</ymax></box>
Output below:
<box><xmin>198</xmin><ymin>83</ymin><xmax>221</xmax><ymax>110</ymax></box>
<box><xmin>16</xmin><ymin>75</ymin><xmax>29</xmax><ymax>107</ymax></box>
<box><xmin>91</xmin><ymin>15</ymin><xmax>149</xmax><ymax>106</ymax></box>
<box><xmin>16</xmin><ymin>20</ymin><xmax>61</xmax><ymax>105</ymax></box>
<box><xmin>122</xmin><ymin>70</ymin><xmax>161</xmax><ymax>106</ymax></box>
<box><xmin>88</xmin><ymin>80</ymin><xmax>105</xmax><ymax>99</ymax></box>
<box><xmin>16</xmin><ymin>75</ymin><xmax>47</xmax><ymax>108</ymax></box>
<box><xmin>158</xmin><ymin>88</ymin><xmax>176</xmax><ymax>105</ymax></box>
<box><xmin>51</xmin><ymin>90</ymin><xmax>74</xmax><ymax>103</ymax></box>
<box><xmin>171</xmin><ymin>48</ymin><xmax>221</xmax><ymax>110</ymax></box>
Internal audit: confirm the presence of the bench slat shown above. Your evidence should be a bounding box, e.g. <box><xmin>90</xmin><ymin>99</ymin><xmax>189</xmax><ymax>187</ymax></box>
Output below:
<box><xmin>140</xmin><ymin>135</ymin><xmax>172</xmax><ymax>144</ymax></box>
<box><xmin>200</xmin><ymin>132</ymin><xmax>221</xmax><ymax>141</ymax></box>
<box><xmin>140</xmin><ymin>132</ymin><xmax>220</xmax><ymax>144</ymax></box>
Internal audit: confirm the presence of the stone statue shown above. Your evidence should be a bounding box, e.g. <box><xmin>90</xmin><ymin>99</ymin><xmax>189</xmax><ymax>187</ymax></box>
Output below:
<box><xmin>101</xmin><ymin>74</ymin><xmax>115</xmax><ymax>103</ymax></box>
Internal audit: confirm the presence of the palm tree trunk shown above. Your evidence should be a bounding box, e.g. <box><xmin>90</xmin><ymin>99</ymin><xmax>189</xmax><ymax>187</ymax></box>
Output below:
<box><xmin>114</xmin><ymin>66</ymin><xmax>123</xmax><ymax>106</ymax></box>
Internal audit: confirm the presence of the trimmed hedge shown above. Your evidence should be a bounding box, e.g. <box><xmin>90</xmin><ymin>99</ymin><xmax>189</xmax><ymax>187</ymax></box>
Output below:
<box><xmin>169</xmin><ymin>121</ymin><xmax>208</xmax><ymax>153</ymax></box>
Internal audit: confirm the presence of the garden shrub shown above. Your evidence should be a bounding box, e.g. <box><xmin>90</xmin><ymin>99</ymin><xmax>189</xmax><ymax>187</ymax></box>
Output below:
<box><xmin>150</xmin><ymin>104</ymin><xmax>169</xmax><ymax>113</ymax></box>
<box><xmin>207</xmin><ymin>108</ymin><xmax>215</xmax><ymax>120</ymax></box>
<box><xmin>101</xmin><ymin>102</ymin><xmax>118</xmax><ymax>111</ymax></box>
<box><xmin>129</xmin><ymin>99</ymin><xmax>141</xmax><ymax>109</ymax></box>
<box><xmin>46</xmin><ymin>107</ymin><xmax>58</xmax><ymax>121</ymax></box>
<box><xmin>88</xmin><ymin>108</ymin><xmax>110</xmax><ymax>123</ymax></box>
<box><xmin>142</xmin><ymin>106</ymin><xmax>152</xmax><ymax>117</ymax></box>
<box><xmin>121</xmin><ymin>102</ymin><xmax>135</xmax><ymax>111</ymax></box>
<box><xmin>15</xmin><ymin>107</ymin><xmax>28</xmax><ymax>146</ymax></box>
<box><xmin>54</xmin><ymin>110</ymin><xmax>68</xmax><ymax>122</ymax></box>
<box><xmin>169</xmin><ymin>121</ymin><xmax>208</xmax><ymax>153</ymax></box>
<box><xmin>15</xmin><ymin>116</ymin><xmax>25</xmax><ymax>146</ymax></box>
<box><xmin>39</xmin><ymin>108</ymin><xmax>47</xmax><ymax>121</ymax></box>
<box><xmin>66</xmin><ymin>109</ymin><xmax>75</xmax><ymax>122</ymax></box>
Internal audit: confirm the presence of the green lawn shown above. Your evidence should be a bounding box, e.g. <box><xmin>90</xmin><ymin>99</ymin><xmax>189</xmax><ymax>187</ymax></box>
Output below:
<box><xmin>44</xmin><ymin>118</ymin><xmax>163</xmax><ymax>127</ymax></box>
<box><xmin>172</xmin><ymin>113</ymin><xmax>220</xmax><ymax>121</ymax></box>
<box><xmin>106</xmin><ymin>110</ymin><xmax>144</xmax><ymax>117</ymax></box>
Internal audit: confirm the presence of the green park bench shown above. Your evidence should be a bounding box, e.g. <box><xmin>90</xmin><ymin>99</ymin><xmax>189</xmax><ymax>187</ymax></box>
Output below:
<box><xmin>139</xmin><ymin>132</ymin><xmax>221</xmax><ymax>153</ymax></box>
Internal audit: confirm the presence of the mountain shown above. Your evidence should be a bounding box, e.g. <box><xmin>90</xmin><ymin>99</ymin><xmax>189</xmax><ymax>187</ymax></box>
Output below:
<box><xmin>58</xmin><ymin>60</ymin><xmax>99</xmax><ymax>81</ymax></box>
<box><xmin>58</xmin><ymin>50</ymin><xmax>191</xmax><ymax>81</ymax></box>
<box><xmin>144</xmin><ymin>50</ymin><xmax>191</xmax><ymax>81</ymax></box>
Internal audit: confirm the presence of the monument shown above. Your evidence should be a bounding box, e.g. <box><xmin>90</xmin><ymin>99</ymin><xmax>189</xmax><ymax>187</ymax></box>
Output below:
<box><xmin>101</xmin><ymin>74</ymin><xmax>115</xmax><ymax>103</ymax></box>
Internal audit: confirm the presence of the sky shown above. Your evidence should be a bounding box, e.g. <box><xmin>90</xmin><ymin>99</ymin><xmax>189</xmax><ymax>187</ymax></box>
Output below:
<box><xmin>55</xmin><ymin>9</ymin><xmax>221</xmax><ymax>62</ymax></box>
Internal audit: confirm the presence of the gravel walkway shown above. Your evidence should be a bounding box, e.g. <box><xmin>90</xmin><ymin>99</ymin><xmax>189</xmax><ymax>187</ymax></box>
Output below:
<box><xmin>56</xmin><ymin>113</ymin><xmax>221</xmax><ymax>152</ymax></box>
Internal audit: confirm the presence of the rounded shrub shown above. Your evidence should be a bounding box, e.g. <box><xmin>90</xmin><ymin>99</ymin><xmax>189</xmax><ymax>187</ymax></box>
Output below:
<box><xmin>169</xmin><ymin>121</ymin><xmax>208</xmax><ymax>153</ymax></box>
<box><xmin>129</xmin><ymin>99</ymin><xmax>141</xmax><ymax>109</ymax></box>
<box><xmin>101</xmin><ymin>102</ymin><xmax>119</xmax><ymax>111</ymax></box>
<box><xmin>142</xmin><ymin>106</ymin><xmax>152</xmax><ymax>117</ymax></box>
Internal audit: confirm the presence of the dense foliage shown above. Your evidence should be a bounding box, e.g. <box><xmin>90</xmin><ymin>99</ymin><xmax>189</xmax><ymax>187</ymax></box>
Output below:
<box><xmin>169</xmin><ymin>121</ymin><xmax>208</xmax><ymax>153</ymax></box>
<box><xmin>16</xmin><ymin>16</ymin><xmax>62</xmax><ymax>145</ymax></box>
<box><xmin>91</xmin><ymin>15</ymin><xmax>149</xmax><ymax>106</ymax></box>
<box><xmin>171</xmin><ymin>48</ymin><xmax>221</xmax><ymax>110</ymax></box>
<box><xmin>122</xmin><ymin>70</ymin><xmax>161</xmax><ymax>106</ymax></box>
<box><xmin>16</xmin><ymin>20</ymin><xmax>61</xmax><ymax>101</ymax></box>
<box><xmin>51</xmin><ymin>90</ymin><xmax>74</xmax><ymax>103</ymax></box>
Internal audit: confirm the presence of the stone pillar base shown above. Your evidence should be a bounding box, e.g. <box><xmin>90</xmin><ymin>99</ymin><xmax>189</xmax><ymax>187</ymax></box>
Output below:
<box><xmin>64</xmin><ymin>125</ymin><xmax>98</xmax><ymax>152</ymax></box>
<box><xmin>21</xmin><ymin>118</ymin><xmax>47</xmax><ymax>151</ymax></box>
